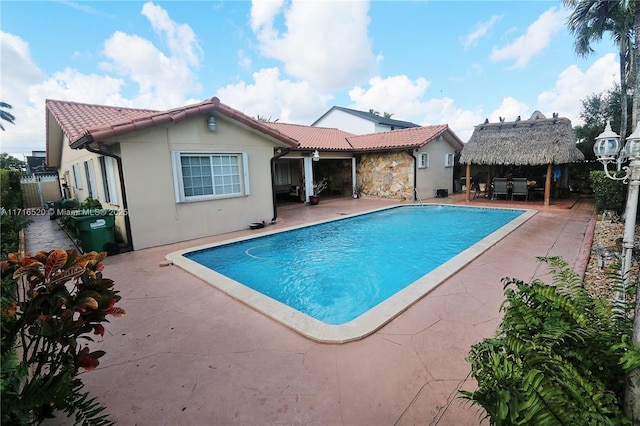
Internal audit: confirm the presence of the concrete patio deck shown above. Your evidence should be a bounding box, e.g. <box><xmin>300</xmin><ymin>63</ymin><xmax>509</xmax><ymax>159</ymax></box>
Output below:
<box><xmin>30</xmin><ymin>194</ymin><xmax>596</xmax><ymax>425</ymax></box>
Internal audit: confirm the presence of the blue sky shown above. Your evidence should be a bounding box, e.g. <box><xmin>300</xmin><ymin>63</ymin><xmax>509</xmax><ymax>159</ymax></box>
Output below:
<box><xmin>1</xmin><ymin>1</ymin><xmax>619</xmax><ymax>159</ymax></box>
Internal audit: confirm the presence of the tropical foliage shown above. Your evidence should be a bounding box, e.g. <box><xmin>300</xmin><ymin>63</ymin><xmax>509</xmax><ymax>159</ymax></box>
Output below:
<box><xmin>0</xmin><ymin>102</ymin><xmax>16</xmax><ymax>131</ymax></box>
<box><xmin>0</xmin><ymin>168</ymin><xmax>29</xmax><ymax>257</ymax></box>
<box><xmin>1</xmin><ymin>249</ymin><xmax>125</xmax><ymax>425</ymax></box>
<box><xmin>564</xmin><ymin>0</ymin><xmax>635</xmax><ymax>141</ymax></box>
<box><xmin>0</xmin><ymin>153</ymin><xmax>26</xmax><ymax>171</ymax></box>
<box><xmin>574</xmin><ymin>87</ymin><xmax>633</xmax><ymax>160</ymax></box>
<box><xmin>590</xmin><ymin>170</ymin><xmax>628</xmax><ymax>213</ymax></box>
<box><xmin>461</xmin><ymin>257</ymin><xmax>639</xmax><ymax>425</ymax></box>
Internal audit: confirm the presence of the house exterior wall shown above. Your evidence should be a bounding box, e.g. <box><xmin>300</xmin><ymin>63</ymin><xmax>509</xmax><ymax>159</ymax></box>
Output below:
<box><xmin>313</xmin><ymin>110</ymin><xmax>375</xmax><ymax>135</ymax></box>
<box><xmin>117</xmin><ymin>115</ymin><xmax>281</xmax><ymax>250</ymax></box>
<box><xmin>56</xmin><ymin>114</ymin><xmax>284</xmax><ymax>250</ymax></box>
<box><xmin>58</xmin><ymin>140</ymin><xmax>127</xmax><ymax>244</ymax></box>
<box><xmin>415</xmin><ymin>137</ymin><xmax>457</xmax><ymax>200</ymax></box>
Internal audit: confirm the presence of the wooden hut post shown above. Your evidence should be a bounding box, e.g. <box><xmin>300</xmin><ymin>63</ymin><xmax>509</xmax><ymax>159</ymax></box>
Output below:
<box><xmin>544</xmin><ymin>163</ymin><xmax>552</xmax><ymax>206</ymax></box>
<box><xmin>465</xmin><ymin>164</ymin><xmax>471</xmax><ymax>201</ymax></box>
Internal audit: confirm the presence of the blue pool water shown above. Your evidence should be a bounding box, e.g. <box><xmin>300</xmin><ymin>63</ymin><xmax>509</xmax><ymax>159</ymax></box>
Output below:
<box><xmin>185</xmin><ymin>205</ymin><xmax>525</xmax><ymax>325</ymax></box>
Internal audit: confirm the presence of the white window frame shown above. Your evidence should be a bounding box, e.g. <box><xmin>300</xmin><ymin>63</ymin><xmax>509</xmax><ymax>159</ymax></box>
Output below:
<box><xmin>418</xmin><ymin>153</ymin><xmax>429</xmax><ymax>169</ymax></box>
<box><xmin>99</xmin><ymin>156</ymin><xmax>119</xmax><ymax>206</ymax></box>
<box><xmin>84</xmin><ymin>159</ymin><xmax>97</xmax><ymax>198</ymax></box>
<box><xmin>171</xmin><ymin>151</ymin><xmax>250</xmax><ymax>203</ymax></box>
<box><xmin>72</xmin><ymin>163</ymin><xmax>83</xmax><ymax>189</ymax></box>
<box><xmin>445</xmin><ymin>153</ymin><xmax>454</xmax><ymax>167</ymax></box>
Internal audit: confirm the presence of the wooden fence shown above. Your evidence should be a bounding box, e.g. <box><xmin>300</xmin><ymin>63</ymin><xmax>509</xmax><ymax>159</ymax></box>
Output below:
<box><xmin>20</xmin><ymin>174</ymin><xmax>62</xmax><ymax>208</ymax></box>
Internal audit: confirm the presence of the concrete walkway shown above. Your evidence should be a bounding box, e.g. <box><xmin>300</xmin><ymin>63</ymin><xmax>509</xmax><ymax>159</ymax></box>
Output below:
<box><xmin>31</xmin><ymin>195</ymin><xmax>596</xmax><ymax>425</ymax></box>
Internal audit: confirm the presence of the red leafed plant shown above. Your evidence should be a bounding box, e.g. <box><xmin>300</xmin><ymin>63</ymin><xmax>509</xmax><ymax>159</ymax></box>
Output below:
<box><xmin>1</xmin><ymin>249</ymin><xmax>125</xmax><ymax>425</ymax></box>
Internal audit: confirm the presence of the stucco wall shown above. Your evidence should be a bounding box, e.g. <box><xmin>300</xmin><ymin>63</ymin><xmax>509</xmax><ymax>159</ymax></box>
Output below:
<box><xmin>314</xmin><ymin>110</ymin><xmax>374</xmax><ymax>135</ymax></box>
<box><xmin>415</xmin><ymin>137</ymin><xmax>456</xmax><ymax>200</ymax></box>
<box><xmin>58</xmin><ymin>139</ymin><xmax>127</xmax><ymax>245</ymax></box>
<box><xmin>119</xmin><ymin>115</ymin><xmax>282</xmax><ymax>250</ymax></box>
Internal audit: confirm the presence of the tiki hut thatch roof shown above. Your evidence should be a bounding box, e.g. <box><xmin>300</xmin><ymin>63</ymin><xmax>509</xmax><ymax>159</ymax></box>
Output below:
<box><xmin>459</xmin><ymin>111</ymin><xmax>584</xmax><ymax>165</ymax></box>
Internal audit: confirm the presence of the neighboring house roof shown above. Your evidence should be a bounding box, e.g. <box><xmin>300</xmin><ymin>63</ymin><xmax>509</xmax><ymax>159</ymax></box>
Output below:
<box><xmin>459</xmin><ymin>111</ymin><xmax>584</xmax><ymax>166</ymax></box>
<box><xmin>263</xmin><ymin>122</ymin><xmax>355</xmax><ymax>150</ymax></box>
<box><xmin>311</xmin><ymin>106</ymin><xmax>420</xmax><ymax>129</ymax></box>
<box><xmin>25</xmin><ymin>156</ymin><xmax>50</xmax><ymax>174</ymax></box>
<box><xmin>46</xmin><ymin>97</ymin><xmax>300</xmax><ymax>150</ymax></box>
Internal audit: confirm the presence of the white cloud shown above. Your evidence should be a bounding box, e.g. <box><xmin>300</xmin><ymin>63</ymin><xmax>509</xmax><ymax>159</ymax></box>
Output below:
<box><xmin>250</xmin><ymin>0</ymin><xmax>378</xmax><ymax>91</ymax></box>
<box><xmin>0</xmin><ymin>2</ymin><xmax>206</xmax><ymax>157</ymax></box>
<box><xmin>1</xmin><ymin>31</ymin><xmax>46</xmax><ymax>156</ymax></box>
<box><xmin>490</xmin><ymin>7</ymin><xmax>566</xmax><ymax>69</ymax></box>
<box><xmin>250</xmin><ymin>0</ymin><xmax>285</xmax><ymax>33</ymax></box>
<box><xmin>99</xmin><ymin>1</ymin><xmax>203</xmax><ymax>108</ymax></box>
<box><xmin>490</xmin><ymin>97</ymin><xmax>530</xmax><ymax>122</ymax></box>
<box><xmin>537</xmin><ymin>53</ymin><xmax>619</xmax><ymax>125</ymax></box>
<box><xmin>238</xmin><ymin>49</ymin><xmax>252</xmax><ymax>69</ymax></box>
<box><xmin>347</xmin><ymin>75</ymin><xmax>481</xmax><ymax>141</ymax></box>
<box><xmin>461</xmin><ymin>15</ymin><xmax>502</xmax><ymax>50</ymax></box>
<box><xmin>348</xmin><ymin>75</ymin><xmax>430</xmax><ymax>117</ymax></box>
<box><xmin>216</xmin><ymin>67</ymin><xmax>331</xmax><ymax>124</ymax></box>
<box><xmin>142</xmin><ymin>1</ymin><xmax>201</xmax><ymax>68</ymax></box>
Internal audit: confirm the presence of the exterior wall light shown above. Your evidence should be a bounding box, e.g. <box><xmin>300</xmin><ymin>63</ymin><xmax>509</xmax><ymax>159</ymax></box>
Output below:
<box><xmin>208</xmin><ymin>115</ymin><xmax>217</xmax><ymax>132</ymax></box>
<box><xmin>312</xmin><ymin>150</ymin><xmax>320</xmax><ymax>161</ymax></box>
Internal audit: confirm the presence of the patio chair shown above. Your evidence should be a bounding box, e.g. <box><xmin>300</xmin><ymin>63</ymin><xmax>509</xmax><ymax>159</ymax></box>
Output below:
<box><xmin>492</xmin><ymin>178</ymin><xmax>509</xmax><ymax>200</ymax></box>
<box><xmin>511</xmin><ymin>178</ymin><xmax>528</xmax><ymax>201</ymax></box>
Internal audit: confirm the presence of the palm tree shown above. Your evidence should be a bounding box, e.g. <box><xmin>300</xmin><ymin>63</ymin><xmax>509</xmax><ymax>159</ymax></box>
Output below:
<box><xmin>0</xmin><ymin>102</ymin><xmax>15</xmax><ymax>131</ymax></box>
<box><xmin>565</xmin><ymin>0</ymin><xmax>634</xmax><ymax>140</ymax></box>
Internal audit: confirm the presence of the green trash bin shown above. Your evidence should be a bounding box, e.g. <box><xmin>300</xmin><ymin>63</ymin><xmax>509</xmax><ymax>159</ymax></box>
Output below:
<box><xmin>71</xmin><ymin>209</ymin><xmax>116</xmax><ymax>253</ymax></box>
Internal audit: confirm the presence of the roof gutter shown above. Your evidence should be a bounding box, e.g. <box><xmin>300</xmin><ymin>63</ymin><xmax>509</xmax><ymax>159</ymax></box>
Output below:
<box><xmin>82</xmin><ymin>140</ymin><xmax>134</xmax><ymax>253</ymax></box>
<box><xmin>270</xmin><ymin>148</ymin><xmax>291</xmax><ymax>223</ymax></box>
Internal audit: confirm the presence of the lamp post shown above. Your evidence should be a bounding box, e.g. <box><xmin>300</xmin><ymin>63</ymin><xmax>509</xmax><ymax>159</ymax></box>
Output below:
<box><xmin>594</xmin><ymin>121</ymin><xmax>640</xmax><ymax>296</ymax></box>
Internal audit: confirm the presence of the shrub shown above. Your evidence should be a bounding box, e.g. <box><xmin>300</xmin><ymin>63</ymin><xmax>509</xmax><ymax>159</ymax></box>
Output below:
<box><xmin>1</xmin><ymin>169</ymin><xmax>30</xmax><ymax>257</ymax></box>
<box><xmin>1</xmin><ymin>249</ymin><xmax>125</xmax><ymax>425</ymax></box>
<box><xmin>0</xmin><ymin>169</ymin><xmax>23</xmax><ymax>210</ymax></box>
<box><xmin>59</xmin><ymin>197</ymin><xmax>103</xmax><ymax>234</ymax></box>
<box><xmin>461</xmin><ymin>257</ymin><xmax>639</xmax><ymax>425</ymax></box>
<box><xmin>590</xmin><ymin>170</ymin><xmax>627</xmax><ymax>213</ymax></box>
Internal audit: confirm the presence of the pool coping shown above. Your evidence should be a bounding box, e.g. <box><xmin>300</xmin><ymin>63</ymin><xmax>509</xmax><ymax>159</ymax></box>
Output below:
<box><xmin>166</xmin><ymin>204</ymin><xmax>537</xmax><ymax>343</ymax></box>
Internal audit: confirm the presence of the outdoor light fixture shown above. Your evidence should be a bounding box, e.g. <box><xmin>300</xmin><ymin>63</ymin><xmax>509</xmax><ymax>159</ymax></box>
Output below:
<box><xmin>594</xmin><ymin>120</ymin><xmax>640</xmax><ymax>299</ymax></box>
<box><xmin>207</xmin><ymin>115</ymin><xmax>217</xmax><ymax>132</ymax></box>
<box><xmin>312</xmin><ymin>150</ymin><xmax>320</xmax><ymax>161</ymax></box>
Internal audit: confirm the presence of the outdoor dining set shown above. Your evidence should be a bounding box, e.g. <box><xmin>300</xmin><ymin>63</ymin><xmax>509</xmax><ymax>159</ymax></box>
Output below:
<box><xmin>472</xmin><ymin>177</ymin><xmax>544</xmax><ymax>201</ymax></box>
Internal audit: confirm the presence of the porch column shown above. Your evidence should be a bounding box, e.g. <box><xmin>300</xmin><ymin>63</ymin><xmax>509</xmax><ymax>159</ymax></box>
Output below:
<box><xmin>352</xmin><ymin>157</ymin><xmax>357</xmax><ymax>195</ymax></box>
<box><xmin>544</xmin><ymin>163</ymin><xmax>552</xmax><ymax>206</ymax></box>
<box><xmin>303</xmin><ymin>157</ymin><xmax>314</xmax><ymax>203</ymax></box>
<box><xmin>465</xmin><ymin>164</ymin><xmax>471</xmax><ymax>201</ymax></box>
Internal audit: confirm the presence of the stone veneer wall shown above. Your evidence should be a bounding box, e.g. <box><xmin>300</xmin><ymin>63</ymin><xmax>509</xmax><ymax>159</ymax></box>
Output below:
<box><xmin>357</xmin><ymin>151</ymin><xmax>414</xmax><ymax>200</ymax></box>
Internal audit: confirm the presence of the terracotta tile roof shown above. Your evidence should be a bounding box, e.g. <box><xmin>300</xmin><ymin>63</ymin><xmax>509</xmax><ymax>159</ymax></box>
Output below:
<box><xmin>263</xmin><ymin>122</ymin><xmax>355</xmax><ymax>150</ymax></box>
<box><xmin>46</xmin><ymin>100</ymin><xmax>159</xmax><ymax>146</ymax></box>
<box><xmin>348</xmin><ymin>125</ymin><xmax>456</xmax><ymax>151</ymax></box>
<box><xmin>46</xmin><ymin>97</ymin><xmax>299</xmax><ymax>149</ymax></box>
<box><xmin>46</xmin><ymin>97</ymin><xmax>461</xmax><ymax>155</ymax></box>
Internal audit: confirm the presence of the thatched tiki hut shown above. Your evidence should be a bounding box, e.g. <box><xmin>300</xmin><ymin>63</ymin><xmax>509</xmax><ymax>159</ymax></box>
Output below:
<box><xmin>459</xmin><ymin>111</ymin><xmax>584</xmax><ymax>206</ymax></box>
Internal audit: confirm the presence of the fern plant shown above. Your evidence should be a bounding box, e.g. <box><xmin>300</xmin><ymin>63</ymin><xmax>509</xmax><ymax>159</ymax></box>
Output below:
<box><xmin>461</xmin><ymin>256</ymin><xmax>638</xmax><ymax>425</ymax></box>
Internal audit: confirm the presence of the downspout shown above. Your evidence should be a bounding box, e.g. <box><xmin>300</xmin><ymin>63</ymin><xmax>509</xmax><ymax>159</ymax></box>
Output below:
<box><xmin>83</xmin><ymin>142</ymin><xmax>134</xmax><ymax>252</ymax></box>
<box><xmin>409</xmin><ymin>149</ymin><xmax>417</xmax><ymax>201</ymax></box>
<box><xmin>270</xmin><ymin>148</ymin><xmax>291</xmax><ymax>223</ymax></box>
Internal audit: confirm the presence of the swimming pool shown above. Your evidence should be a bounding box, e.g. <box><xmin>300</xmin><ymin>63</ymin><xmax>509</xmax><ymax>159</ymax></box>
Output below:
<box><xmin>166</xmin><ymin>205</ymin><xmax>535</xmax><ymax>343</ymax></box>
